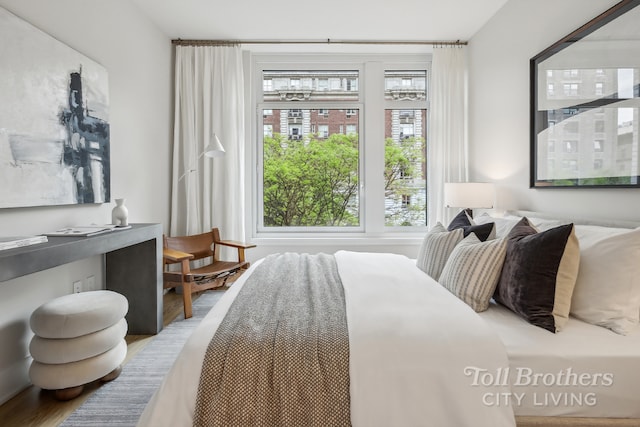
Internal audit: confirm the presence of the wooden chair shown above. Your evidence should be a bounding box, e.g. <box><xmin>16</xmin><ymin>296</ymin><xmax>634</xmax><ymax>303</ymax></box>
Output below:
<box><xmin>163</xmin><ymin>228</ymin><xmax>256</xmax><ymax>319</ymax></box>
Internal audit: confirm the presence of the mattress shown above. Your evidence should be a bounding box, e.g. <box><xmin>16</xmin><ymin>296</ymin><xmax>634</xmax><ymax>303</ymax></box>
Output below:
<box><xmin>479</xmin><ymin>301</ymin><xmax>640</xmax><ymax>418</ymax></box>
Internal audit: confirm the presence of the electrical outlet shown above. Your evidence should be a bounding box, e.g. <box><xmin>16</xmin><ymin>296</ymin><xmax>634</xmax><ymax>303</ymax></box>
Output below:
<box><xmin>73</xmin><ymin>280</ymin><xmax>82</xmax><ymax>293</ymax></box>
<box><xmin>86</xmin><ymin>275</ymin><xmax>95</xmax><ymax>291</ymax></box>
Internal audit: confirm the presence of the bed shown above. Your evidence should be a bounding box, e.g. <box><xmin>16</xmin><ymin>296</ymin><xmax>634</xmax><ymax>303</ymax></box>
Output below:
<box><xmin>138</xmin><ymin>211</ymin><xmax>640</xmax><ymax>427</ymax></box>
<box><xmin>481</xmin><ymin>302</ymin><xmax>640</xmax><ymax>424</ymax></box>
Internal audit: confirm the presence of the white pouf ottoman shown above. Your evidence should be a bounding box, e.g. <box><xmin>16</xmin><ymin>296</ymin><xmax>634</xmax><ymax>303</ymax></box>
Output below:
<box><xmin>29</xmin><ymin>290</ymin><xmax>129</xmax><ymax>400</ymax></box>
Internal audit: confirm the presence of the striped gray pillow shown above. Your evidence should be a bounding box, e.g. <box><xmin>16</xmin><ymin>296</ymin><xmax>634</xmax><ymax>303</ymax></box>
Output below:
<box><xmin>416</xmin><ymin>223</ymin><xmax>464</xmax><ymax>280</ymax></box>
<box><xmin>439</xmin><ymin>234</ymin><xmax>507</xmax><ymax>312</ymax></box>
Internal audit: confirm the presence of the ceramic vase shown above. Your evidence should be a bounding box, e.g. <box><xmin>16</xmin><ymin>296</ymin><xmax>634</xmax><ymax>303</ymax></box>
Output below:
<box><xmin>111</xmin><ymin>198</ymin><xmax>129</xmax><ymax>227</ymax></box>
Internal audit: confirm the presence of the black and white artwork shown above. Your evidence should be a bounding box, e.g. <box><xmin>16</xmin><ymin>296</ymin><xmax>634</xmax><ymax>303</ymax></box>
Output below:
<box><xmin>0</xmin><ymin>7</ymin><xmax>110</xmax><ymax>208</ymax></box>
<box><xmin>530</xmin><ymin>1</ymin><xmax>640</xmax><ymax>188</ymax></box>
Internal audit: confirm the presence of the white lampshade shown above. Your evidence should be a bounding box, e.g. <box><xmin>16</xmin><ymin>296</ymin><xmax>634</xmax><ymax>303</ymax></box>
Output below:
<box><xmin>203</xmin><ymin>133</ymin><xmax>225</xmax><ymax>158</ymax></box>
<box><xmin>444</xmin><ymin>182</ymin><xmax>495</xmax><ymax>209</ymax></box>
<box><xmin>177</xmin><ymin>134</ymin><xmax>226</xmax><ymax>182</ymax></box>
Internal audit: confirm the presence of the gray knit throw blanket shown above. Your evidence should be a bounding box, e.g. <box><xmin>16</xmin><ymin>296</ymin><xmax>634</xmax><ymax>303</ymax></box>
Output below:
<box><xmin>193</xmin><ymin>252</ymin><xmax>351</xmax><ymax>427</ymax></box>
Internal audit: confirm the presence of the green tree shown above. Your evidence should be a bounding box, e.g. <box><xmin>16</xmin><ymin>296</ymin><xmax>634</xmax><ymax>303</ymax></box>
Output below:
<box><xmin>263</xmin><ymin>133</ymin><xmax>359</xmax><ymax>226</ymax></box>
<box><xmin>263</xmin><ymin>133</ymin><xmax>425</xmax><ymax>227</ymax></box>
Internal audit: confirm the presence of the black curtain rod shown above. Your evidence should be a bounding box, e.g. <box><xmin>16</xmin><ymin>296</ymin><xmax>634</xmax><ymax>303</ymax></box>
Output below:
<box><xmin>171</xmin><ymin>38</ymin><xmax>467</xmax><ymax>47</ymax></box>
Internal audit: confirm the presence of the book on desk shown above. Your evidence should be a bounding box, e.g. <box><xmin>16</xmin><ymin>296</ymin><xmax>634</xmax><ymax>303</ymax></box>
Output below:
<box><xmin>43</xmin><ymin>225</ymin><xmax>133</xmax><ymax>237</ymax></box>
<box><xmin>0</xmin><ymin>235</ymin><xmax>48</xmax><ymax>251</ymax></box>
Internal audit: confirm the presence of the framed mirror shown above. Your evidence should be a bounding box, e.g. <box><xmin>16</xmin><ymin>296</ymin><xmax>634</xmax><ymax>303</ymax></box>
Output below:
<box><xmin>530</xmin><ymin>0</ymin><xmax>640</xmax><ymax>188</ymax></box>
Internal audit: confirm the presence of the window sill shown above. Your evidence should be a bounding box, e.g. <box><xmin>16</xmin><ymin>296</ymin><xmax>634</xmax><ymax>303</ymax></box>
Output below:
<box><xmin>251</xmin><ymin>234</ymin><xmax>424</xmax><ymax>247</ymax></box>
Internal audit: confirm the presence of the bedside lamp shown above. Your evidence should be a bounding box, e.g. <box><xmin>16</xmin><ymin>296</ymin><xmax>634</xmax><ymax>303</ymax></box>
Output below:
<box><xmin>444</xmin><ymin>182</ymin><xmax>495</xmax><ymax>218</ymax></box>
<box><xmin>178</xmin><ymin>133</ymin><xmax>225</xmax><ymax>182</ymax></box>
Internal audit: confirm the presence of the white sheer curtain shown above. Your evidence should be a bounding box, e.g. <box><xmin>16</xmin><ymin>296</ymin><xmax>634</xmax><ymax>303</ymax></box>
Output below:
<box><xmin>427</xmin><ymin>45</ymin><xmax>469</xmax><ymax>227</ymax></box>
<box><xmin>170</xmin><ymin>45</ymin><xmax>246</xmax><ymax>244</ymax></box>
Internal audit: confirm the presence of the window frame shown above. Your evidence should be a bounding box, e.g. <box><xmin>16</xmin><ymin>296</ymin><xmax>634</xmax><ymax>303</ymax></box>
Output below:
<box><xmin>250</xmin><ymin>54</ymin><xmax>430</xmax><ymax>239</ymax></box>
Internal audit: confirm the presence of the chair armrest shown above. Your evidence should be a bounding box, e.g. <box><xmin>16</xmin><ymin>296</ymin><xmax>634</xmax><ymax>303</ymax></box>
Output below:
<box><xmin>163</xmin><ymin>248</ymin><xmax>194</xmax><ymax>262</ymax></box>
<box><xmin>215</xmin><ymin>239</ymin><xmax>257</xmax><ymax>250</ymax></box>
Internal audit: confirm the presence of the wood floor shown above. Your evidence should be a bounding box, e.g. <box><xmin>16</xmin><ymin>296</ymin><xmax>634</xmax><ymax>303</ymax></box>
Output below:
<box><xmin>0</xmin><ymin>289</ymin><xmax>203</xmax><ymax>427</ymax></box>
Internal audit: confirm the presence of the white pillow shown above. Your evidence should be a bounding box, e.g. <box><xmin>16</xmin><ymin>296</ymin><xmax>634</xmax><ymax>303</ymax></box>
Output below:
<box><xmin>571</xmin><ymin>226</ymin><xmax>640</xmax><ymax>335</ymax></box>
<box><xmin>474</xmin><ymin>213</ymin><xmax>521</xmax><ymax>238</ymax></box>
<box><xmin>504</xmin><ymin>214</ymin><xmax>566</xmax><ymax>232</ymax></box>
<box><xmin>416</xmin><ymin>223</ymin><xmax>464</xmax><ymax>280</ymax></box>
<box><xmin>439</xmin><ymin>234</ymin><xmax>507</xmax><ymax>312</ymax></box>
<box><xmin>573</xmin><ymin>224</ymin><xmax>630</xmax><ymax>244</ymax></box>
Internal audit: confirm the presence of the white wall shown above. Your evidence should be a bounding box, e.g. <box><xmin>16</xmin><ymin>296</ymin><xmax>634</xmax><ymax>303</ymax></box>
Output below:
<box><xmin>0</xmin><ymin>0</ymin><xmax>172</xmax><ymax>403</ymax></box>
<box><xmin>468</xmin><ymin>0</ymin><xmax>640</xmax><ymax>221</ymax></box>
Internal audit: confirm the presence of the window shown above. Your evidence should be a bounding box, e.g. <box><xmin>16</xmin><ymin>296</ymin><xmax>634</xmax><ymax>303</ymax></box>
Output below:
<box><xmin>385</xmin><ymin>70</ymin><xmax>426</xmax><ymax>101</ymax></box>
<box><xmin>385</xmin><ymin>109</ymin><xmax>426</xmax><ymax>226</ymax></box>
<box><xmin>289</xmin><ymin>126</ymin><xmax>302</xmax><ymax>140</ymax></box>
<box><xmin>260</xmin><ymin>70</ymin><xmax>363</xmax><ymax>231</ymax></box>
<box><xmin>547</xmin><ymin>83</ymin><xmax>554</xmax><ymax>96</ymax></box>
<box><xmin>400</xmin><ymin>123</ymin><xmax>415</xmax><ymax>139</ymax></box>
<box><xmin>594</xmin><ymin>140</ymin><xmax>604</xmax><ymax>152</ymax></box>
<box><xmin>263</xmin><ymin>125</ymin><xmax>273</xmax><ymax>137</ymax></box>
<box><xmin>595</xmin><ymin>82</ymin><xmax>604</xmax><ymax>96</ymax></box>
<box><xmin>563</xmin><ymin>69</ymin><xmax>579</xmax><ymax>78</ymax></box>
<box><xmin>261</xmin><ymin>108</ymin><xmax>359</xmax><ymax>227</ymax></box>
<box><xmin>563</xmin><ymin>141</ymin><xmax>578</xmax><ymax>153</ymax></box>
<box><xmin>255</xmin><ymin>57</ymin><xmax>429</xmax><ymax>234</ymax></box>
<box><xmin>563</xmin><ymin>83</ymin><xmax>579</xmax><ymax>96</ymax></box>
<box><xmin>382</xmin><ymin>71</ymin><xmax>427</xmax><ymax>228</ymax></box>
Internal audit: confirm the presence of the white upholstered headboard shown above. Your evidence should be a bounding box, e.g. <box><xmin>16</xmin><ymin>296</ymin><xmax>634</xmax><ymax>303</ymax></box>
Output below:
<box><xmin>504</xmin><ymin>210</ymin><xmax>640</xmax><ymax>229</ymax></box>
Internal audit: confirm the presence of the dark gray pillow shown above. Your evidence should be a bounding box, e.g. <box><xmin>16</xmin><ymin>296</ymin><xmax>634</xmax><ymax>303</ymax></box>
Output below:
<box><xmin>459</xmin><ymin>223</ymin><xmax>495</xmax><ymax>242</ymax></box>
<box><xmin>493</xmin><ymin>218</ymin><xmax>580</xmax><ymax>333</ymax></box>
<box><xmin>447</xmin><ymin>209</ymin><xmax>473</xmax><ymax>230</ymax></box>
<box><xmin>447</xmin><ymin>210</ymin><xmax>495</xmax><ymax>242</ymax></box>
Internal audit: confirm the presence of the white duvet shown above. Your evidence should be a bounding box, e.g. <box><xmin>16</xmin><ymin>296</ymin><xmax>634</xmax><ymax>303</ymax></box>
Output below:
<box><xmin>138</xmin><ymin>251</ymin><xmax>515</xmax><ymax>427</ymax></box>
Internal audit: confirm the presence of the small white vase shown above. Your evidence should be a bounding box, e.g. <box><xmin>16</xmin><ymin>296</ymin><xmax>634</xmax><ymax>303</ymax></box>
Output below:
<box><xmin>111</xmin><ymin>198</ymin><xmax>129</xmax><ymax>227</ymax></box>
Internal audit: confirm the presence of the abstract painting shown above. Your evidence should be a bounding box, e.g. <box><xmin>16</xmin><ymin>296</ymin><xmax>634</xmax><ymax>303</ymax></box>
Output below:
<box><xmin>0</xmin><ymin>6</ymin><xmax>110</xmax><ymax>208</ymax></box>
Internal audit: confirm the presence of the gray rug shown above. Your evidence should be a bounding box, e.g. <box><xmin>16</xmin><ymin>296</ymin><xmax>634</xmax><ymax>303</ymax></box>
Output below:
<box><xmin>60</xmin><ymin>290</ymin><xmax>224</xmax><ymax>426</ymax></box>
